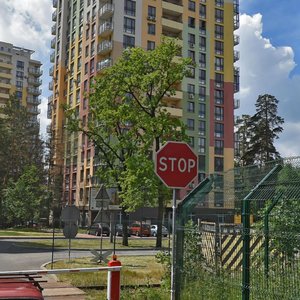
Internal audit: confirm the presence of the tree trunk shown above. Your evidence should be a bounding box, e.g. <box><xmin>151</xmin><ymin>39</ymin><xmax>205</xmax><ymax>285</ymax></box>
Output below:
<box><xmin>121</xmin><ymin>208</ymin><xmax>129</xmax><ymax>246</ymax></box>
<box><xmin>156</xmin><ymin>186</ymin><xmax>164</xmax><ymax>248</ymax></box>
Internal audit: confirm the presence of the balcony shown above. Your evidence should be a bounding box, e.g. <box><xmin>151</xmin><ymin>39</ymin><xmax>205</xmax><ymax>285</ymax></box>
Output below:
<box><xmin>234</xmin><ymin>34</ymin><xmax>240</xmax><ymax>46</ymax></box>
<box><xmin>0</xmin><ymin>92</ymin><xmax>9</xmax><ymax>100</ymax></box>
<box><xmin>51</xmin><ymin>37</ymin><xmax>56</xmax><ymax>49</ymax></box>
<box><xmin>99</xmin><ymin>22</ymin><xmax>113</xmax><ymax>37</ymax></box>
<box><xmin>234</xmin><ymin>50</ymin><xmax>240</xmax><ymax>62</ymax></box>
<box><xmin>27</xmin><ymin>96</ymin><xmax>41</xmax><ymax>105</ymax></box>
<box><xmin>52</xmin><ymin>10</ymin><xmax>57</xmax><ymax>22</ymax></box>
<box><xmin>164</xmin><ymin>106</ymin><xmax>183</xmax><ymax>118</ymax></box>
<box><xmin>28</xmin><ymin>68</ymin><xmax>43</xmax><ymax>76</ymax></box>
<box><xmin>234</xmin><ymin>15</ymin><xmax>240</xmax><ymax>30</ymax></box>
<box><xmin>27</xmin><ymin>87</ymin><xmax>42</xmax><ymax>95</ymax></box>
<box><xmin>234</xmin><ymin>99</ymin><xmax>240</xmax><ymax>109</ymax></box>
<box><xmin>162</xmin><ymin>18</ymin><xmax>183</xmax><ymax>33</ymax></box>
<box><xmin>49</xmin><ymin>81</ymin><xmax>53</xmax><ymax>90</ymax></box>
<box><xmin>49</xmin><ymin>65</ymin><xmax>54</xmax><ymax>76</ymax></box>
<box><xmin>28</xmin><ymin>77</ymin><xmax>42</xmax><ymax>86</ymax></box>
<box><xmin>51</xmin><ymin>24</ymin><xmax>56</xmax><ymax>35</ymax></box>
<box><xmin>0</xmin><ymin>81</ymin><xmax>11</xmax><ymax>89</ymax></box>
<box><xmin>98</xmin><ymin>40</ymin><xmax>112</xmax><ymax>55</ymax></box>
<box><xmin>162</xmin><ymin>1</ymin><xmax>183</xmax><ymax>14</ymax></box>
<box><xmin>97</xmin><ymin>58</ymin><xmax>112</xmax><ymax>71</ymax></box>
<box><xmin>27</xmin><ymin>106</ymin><xmax>41</xmax><ymax>115</ymax></box>
<box><xmin>53</xmin><ymin>0</ymin><xmax>57</xmax><ymax>7</ymax></box>
<box><xmin>164</xmin><ymin>90</ymin><xmax>183</xmax><ymax>101</ymax></box>
<box><xmin>99</xmin><ymin>3</ymin><xmax>114</xmax><ymax>20</ymax></box>
<box><xmin>50</xmin><ymin>51</ymin><xmax>55</xmax><ymax>63</ymax></box>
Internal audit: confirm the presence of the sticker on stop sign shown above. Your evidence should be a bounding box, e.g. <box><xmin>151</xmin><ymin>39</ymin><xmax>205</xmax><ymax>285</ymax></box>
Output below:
<box><xmin>155</xmin><ymin>141</ymin><xmax>198</xmax><ymax>188</ymax></box>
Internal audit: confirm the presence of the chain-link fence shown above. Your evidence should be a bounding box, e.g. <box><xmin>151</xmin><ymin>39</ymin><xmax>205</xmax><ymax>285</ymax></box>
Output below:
<box><xmin>175</xmin><ymin>157</ymin><xmax>300</xmax><ymax>300</ymax></box>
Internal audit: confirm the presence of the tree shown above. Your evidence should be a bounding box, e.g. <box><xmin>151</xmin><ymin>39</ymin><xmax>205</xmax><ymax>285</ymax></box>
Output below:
<box><xmin>248</xmin><ymin>94</ymin><xmax>284</xmax><ymax>165</ymax></box>
<box><xmin>3</xmin><ymin>166</ymin><xmax>45</xmax><ymax>226</ymax></box>
<box><xmin>0</xmin><ymin>95</ymin><xmax>45</xmax><ymax>225</ymax></box>
<box><xmin>66</xmin><ymin>38</ymin><xmax>191</xmax><ymax>246</ymax></box>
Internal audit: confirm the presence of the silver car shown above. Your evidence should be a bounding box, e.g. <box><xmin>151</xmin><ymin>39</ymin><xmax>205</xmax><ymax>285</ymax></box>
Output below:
<box><xmin>151</xmin><ymin>225</ymin><xmax>169</xmax><ymax>237</ymax></box>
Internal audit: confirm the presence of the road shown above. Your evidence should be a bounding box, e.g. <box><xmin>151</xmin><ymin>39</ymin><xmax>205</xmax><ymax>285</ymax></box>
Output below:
<box><xmin>0</xmin><ymin>238</ymin><xmax>160</xmax><ymax>272</ymax></box>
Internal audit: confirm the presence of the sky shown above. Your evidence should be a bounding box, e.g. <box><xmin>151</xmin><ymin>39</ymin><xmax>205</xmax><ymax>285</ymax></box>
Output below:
<box><xmin>0</xmin><ymin>0</ymin><xmax>299</xmax><ymax>157</ymax></box>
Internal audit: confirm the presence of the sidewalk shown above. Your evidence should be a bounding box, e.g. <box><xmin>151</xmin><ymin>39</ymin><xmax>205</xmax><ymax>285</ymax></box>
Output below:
<box><xmin>41</xmin><ymin>274</ymin><xmax>86</xmax><ymax>300</ymax></box>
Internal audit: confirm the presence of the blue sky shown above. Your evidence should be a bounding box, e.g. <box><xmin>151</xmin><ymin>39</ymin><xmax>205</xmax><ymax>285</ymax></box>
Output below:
<box><xmin>0</xmin><ymin>0</ymin><xmax>299</xmax><ymax>157</ymax></box>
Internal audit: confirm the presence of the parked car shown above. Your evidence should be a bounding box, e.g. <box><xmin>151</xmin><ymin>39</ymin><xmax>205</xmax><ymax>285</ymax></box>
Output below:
<box><xmin>114</xmin><ymin>224</ymin><xmax>131</xmax><ymax>236</ymax></box>
<box><xmin>87</xmin><ymin>223</ymin><xmax>110</xmax><ymax>236</ymax></box>
<box><xmin>151</xmin><ymin>225</ymin><xmax>169</xmax><ymax>237</ymax></box>
<box><xmin>129</xmin><ymin>222</ymin><xmax>151</xmax><ymax>237</ymax></box>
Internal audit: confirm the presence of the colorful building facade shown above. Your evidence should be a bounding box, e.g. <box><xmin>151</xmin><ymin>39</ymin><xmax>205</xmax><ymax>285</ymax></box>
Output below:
<box><xmin>48</xmin><ymin>0</ymin><xmax>240</xmax><ymax>221</ymax></box>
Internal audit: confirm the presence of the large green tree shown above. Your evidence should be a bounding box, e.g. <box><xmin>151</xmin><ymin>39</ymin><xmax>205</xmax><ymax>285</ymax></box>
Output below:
<box><xmin>0</xmin><ymin>95</ymin><xmax>45</xmax><ymax>225</ymax></box>
<box><xmin>67</xmin><ymin>39</ymin><xmax>191</xmax><ymax>246</ymax></box>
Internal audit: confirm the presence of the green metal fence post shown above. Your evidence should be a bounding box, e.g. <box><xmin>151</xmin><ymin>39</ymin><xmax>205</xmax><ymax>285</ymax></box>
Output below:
<box><xmin>242</xmin><ymin>164</ymin><xmax>282</xmax><ymax>300</ymax></box>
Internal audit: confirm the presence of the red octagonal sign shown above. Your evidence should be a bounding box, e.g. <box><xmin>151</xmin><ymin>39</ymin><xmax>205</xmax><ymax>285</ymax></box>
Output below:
<box><xmin>155</xmin><ymin>141</ymin><xmax>198</xmax><ymax>189</ymax></box>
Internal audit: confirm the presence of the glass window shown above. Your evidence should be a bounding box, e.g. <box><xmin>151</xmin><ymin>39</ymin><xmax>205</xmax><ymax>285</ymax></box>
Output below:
<box><xmin>188</xmin><ymin>33</ymin><xmax>195</xmax><ymax>47</ymax></box>
<box><xmin>198</xmin><ymin>155</ymin><xmax>206</xmax><ymax>170</ymax></box>
<box><xmin>215</xmin><ymin>89</ymin><xmax>224</xmax><ymax>104</ymax></box>
<box><xmin>215</xmin><ymin>57</ymin><xmax>224</xmax><ymax>71</ymax></box>
<box><xmin>214</xmin><ymin>157</ymin><xmax>224</xmax><ymax>172</ymax></box>
<box><xmin>216</xmin><ymin>0</ymin><xmax>224</xmax><ymax>7</ymax></box>
<box><xmin>16</xmin><ymin>91</ymin><xmax>22</xmax><ymax>99</ymax></box>
<box><xmin>16</xmin><ymin>71</ymin><xmax>24</xmax><ymax>78</ymax></box>
<box><xmin>187</xmin><ymin>119</ymin><xmax>195</xmax><ymax>131</ymax></box>
<box><xmin>200</xmin><ymin>4</ymin><xmax>206</xmax><ymax>18</ymax></box>
<box><xmin>199</xmin><ymin>69</ymin><xmax>206</xmax><ymax>84</ymax></box>
<box><xmin>215</xmin><ymin>123</ymin><xmax>224</xmax><ymax>138</ymax></box>
<box><xmin>147</xmin><ymin>41</ymin><xmax>155</xmax><ymax>50</ymax></box>
<box><xmin>199</xmin><ymin>20</ymin><xmax>206</xmax><ymax>33</ymax></box>
<box><xmin>198</xmin><ymin>138</ymin><xmax>206</xmax><ymax>154</ymax></box>
<box><xmin>188</xmin><ymin>17</ymin><xmax>195</xmax><ymax>28</ymax></box>
<box><xmin>16</xmin><ymin>81</ymin><xmax>23</xmax><ymax>88</ymax></box>
<box><xmin>199</xmin><ymin>36</ymin><xmax>206</xmax><ymax>51</ymax></box>
<box><xmin>215</xmin><ymin>25</ymin><xmax>224</xmax><ymax>39</ymax></box>
<box><xmin>148</xmin><ymin>6</ymin><xmax>156</xmax><ymax>18</ymax></box>
<box><xmin>199</xmin><ymin>53</ymin><xmax>206</xmax><ymax>67</ymax></box>
<box><xmin>199</xmin><ymin>120</ymin><xmax>206</xmax><ymax>136</ymax></box>
<box><xmin>199</xmin><ymin>103</ymin><xmax>206</xmax><ymax>118</ymax></box>
<box><xmin>188</xmin><ymin>1</ymin><xmax>195</xmax><ymax>11</ymax></box>
<box><xmin>124</xmin><ymin>17</ymin><xmax>135</xmax><ymax>34</ymax></box>
<box><xmin>215</xmin><ymin>40</ymin><xmax>224</xmax><ymax>55</ymax></box>
<box><xmin>214</xmin><ymin>192</ymin><xmax>224</xmax><ymax>207</ymax></box>
<box><xmin>188</xmin><ymin>136</ymin><xmax>195</xmax><ymax>148</ymax></box>
<box><xmin>187</xmin><ymin>84</ymin><xmax>195</xmax><ymax>94</ymax></box>
<box><xmin>215</xmin><ymin>9</ymin><xmax>224</xmax><ymax>23</ymax></box>
<box><xmin>199</xmin><ymin>86</ymin><xmax>206</xmax><ymax>100</ymax></box>
<box><xmin>187</xmin><ymin>101</ymin><xmax>195</xmax><ymax>113</ymax></box>
<box><xmin>148</xmin><ymin>23</ymin><xmax>155</xmax><ymax>35</ymax></box>
<box><xmin>215</xmin><ymin>106</ymin><xmax>224</xmax><ymax>121</ymax></box>
<box><xmin>215</xmin><ymin>140</ymin><xmax>224</xmax><ymax>155</ymax></box>
<box><xmin>123</xmin><ymin>35</ymin><xmax>135</xmax><ymax>48</ymax></box>
<box><xmin>215</xmin><ymin>73</ymin><xmax>224</xmax><ymax>88</ymax></box>
<box><xmin>16</xmin><ymin>61</ymin><xmax>24</xmax><ymax>69</ymax></box>
<box><xmin>125</xmin><ymin>0</ymin><xmax>136</xmax><ymax>16</ymax></box>
<box><xmin>188</xmin><ymin>50</ymin><xmax>195</xmax><ymax>62</ymax></box>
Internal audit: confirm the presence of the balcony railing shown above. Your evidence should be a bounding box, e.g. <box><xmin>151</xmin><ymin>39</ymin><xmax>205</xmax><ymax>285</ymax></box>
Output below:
<box><xmin>53</xmin><ymin>0</ymin><xmax>57</xmax><ymax>8</ymax></box>
<box><xmin>28</xmin><ymin>77</ymin><xmax>42</xmax><ymax>86</ymax></box>
<box><xmin>50</xmin><ymin>52</ymin><xmax>55</xmax><ymax>63</ymax></box>
<box><xmin>49</xmin><ymin>66</ymin><xmax>54</xmax><ymax>76</ymax></box>
<box><xmin>99</xmin><ymin>3</ymin><xmax>114</xmax><ymax>19</ymax></box>
<box><xmin>51</xmin><ymin>24</ymin><xmax>56</xmax><ymax>35</ymax></box>
<box><xmin>27</xmin><ymin>96</ymin><xmax>41</xmax><ymax>105</ymax></box>
<box><xmin>234</xmin><ymin>99</ymin><xmax>240</xmax><ymax>109</ymax></box>
<box><xmin>99</xmin><ymin>22</ymin><xmax>113</xmax><ymax>36</ymax></box>
<box><xmin>98</xmin><ymin>40</ymin><xmax>112</xmax><ymax>54</ymax></box>
<box><xmin>52</xmin><ymin>10</ymin><xmax>57</xmax><ymax>22</ymax></box>
<box><xmin>28</xmin><ymin>68</ymin><xmax>43</xmax><ymax>76</ymax></box>
<box><xmin>234</xmin><ymin>50</ymin><xmax>240</xmax><ymax>62</ymax></box>
<box><xmin>49</xmin><ymin>81</ymin><xmax>53</xmax><ymax>90</ymax></box>
<box><xmin>97</xmin><ymin>58</ymin><xmax>112</xmax><ymax>71</ymax></box>
<box><xmin>27</xmin><ymin>106</ymin><xmax>41</xmax><ymax>115</ymax></box>
<box><xmin>27</xmin><ymin>87</ymin><xmax>42</xmax><ymax>95</ymax></box>
<box><xmin>51</xmin><ymin>37</ymin><xmax>56</xmax><ymax>49</ymax></box>
<box><xmin>234</xmin><ymin>34</ymin><xmax>240</xmax><ymax>46</ymax></box>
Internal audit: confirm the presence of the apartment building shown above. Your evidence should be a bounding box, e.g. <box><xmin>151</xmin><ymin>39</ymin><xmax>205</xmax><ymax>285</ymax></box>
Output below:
<box><xmin>48</xmin><ymin>0</ymin><xmax>240</xmax><ymax>222</ymax></box>
<box><xmin>0</xmin><ymin>41</ymin><xmax>42</xmax><ymax>122</ymax></box>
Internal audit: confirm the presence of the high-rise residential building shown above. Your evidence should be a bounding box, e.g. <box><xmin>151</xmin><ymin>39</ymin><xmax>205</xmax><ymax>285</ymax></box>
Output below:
<box><xmin>48</xmin><ymin>0</ymin><xmax>240</xmax><ymax>222</ymax></box>
<box><xmin>0</xmin><ymin>41</ymin><xmax>42</xmax><ymax>123</ymax></box>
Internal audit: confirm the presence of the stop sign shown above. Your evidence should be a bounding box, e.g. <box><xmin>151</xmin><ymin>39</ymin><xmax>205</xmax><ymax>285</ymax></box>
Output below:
<box><xmin>155</xmin><ymin>141</ymin><xmax>198</xmax><ymax>188</ymax></box>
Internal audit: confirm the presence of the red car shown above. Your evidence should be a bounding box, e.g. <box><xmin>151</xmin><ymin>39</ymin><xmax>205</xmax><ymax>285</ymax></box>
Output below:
<box><xmin>129</xmin><ymin>222</ymin><xmax>151</xmax><ymax>237</ymax></box>
<box><xmin>0</xmin><ymin>274</ymin><xmax>44</xmax><ymax>299</ymax></box>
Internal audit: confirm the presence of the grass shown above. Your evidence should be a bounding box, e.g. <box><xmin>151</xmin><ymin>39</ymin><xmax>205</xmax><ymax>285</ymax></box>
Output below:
<box><xmin>0</xmin><ymin>228</ymin><xmax>62</xmax><ymax>236</ymax></box>
<box><xmin>49</xmin><ymin>256</ymin><xmax>169</xmax><ymax>300</ymax></box>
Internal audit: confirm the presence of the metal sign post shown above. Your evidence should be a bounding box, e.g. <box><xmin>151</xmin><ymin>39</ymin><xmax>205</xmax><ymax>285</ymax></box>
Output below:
<box><xmin>171</xmin><ymin>188</ymin><xmax>177</xmax><ymax>300</ymax></box>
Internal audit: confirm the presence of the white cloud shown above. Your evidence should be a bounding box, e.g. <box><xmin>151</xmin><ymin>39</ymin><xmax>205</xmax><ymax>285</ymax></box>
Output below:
<box><xmin>38</xmin><ymin>96</ymin><xmax>51</xmax><ymax>139</ymax></box>
<box><xmin>236</xmin><ymin>13</ymin><xmax>300</xmax><ymax>157</ymax></box>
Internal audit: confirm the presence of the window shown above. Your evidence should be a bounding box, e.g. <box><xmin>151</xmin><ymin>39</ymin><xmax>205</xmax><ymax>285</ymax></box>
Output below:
<box><xmin>215</xmin><ymin>106</ymin><xmax>224</xmax><ymax>121</ymax></box>
<box><xmin>199</xmin><ymin>69</ymin><xmax>206</xmax><ymax>84</ymax></box>
<box><xmin>199</xmin><ymin>53</ymin><xmax>206</xmax><ymax>67</ymax></box>
<box><xmin>90</xmin><ymin>41</ymin><xmax>95</xmax><ymax>56</ymax></box>
<box><xmin>91</xmin><ymin>24</ymin><xmax>96</xmax><ymax>38</ymax></box>
<box><xmin>187</xmin><ymin>119</ymin><xmax>195</xmax><ymax>131</ymax></box>
<box><xmin>188</xmin><ymin>1</ymin><xmax>195</xmax><ymax>11</ymax></box>
<box><xmin>188</xmin><ymin>50</ymin><xmax>195</xmax><ymax>62</ymax></box>
<box><xmin>199</xmin><ymin>36</ymin><xmax>206</xmax><ymax>50</ymax></box>
<box><xmin>215</xmin><ymin>89</ymin><xmax>224</xmax><ymax>104</ymax></box>
<box><xmin>216</xmin><ymin>0</ymin><xmax>224</xmax><ymax>7</ymax></box>
<box><xmin>148</xmin><ymin>23</ymin><xmax>155</xmax><ymax>35</ymax></box>
<box><xmin>124</xmin><ymin>17</ymin><xmax>135</xmax><ymax>34</ymax></box>
<box><xmin>84</xmin><ymin>62</ymin><xmax>88</xmax><ymax>74</ymax></box>
<box><xmin>188</xmin><ymin>33</ymin><xmax>195</xmax><ymax>47</ymax></box>
<box><xmin>16</xmin><ymin>91</ymin><xmax>22</xmax><ymax>99</ymax></box>
<box><xmin>188</xmin><ymin>17</ymin><xmax>195</xmax><ymax>28</ymax></box>
<box><xmin>214</xmin><ymin>192</ymin><xmax>224</xmax><ymax>207</ymax></box>
<box><xmin>215</xmin><ymin>24</ymin><xmax>224</xmax><ymax>39</ymax></box>
<box><xmin>198</xmin><ymin>138</ymin><xmax>206</xmax><ymax>154</ymax></box>
<box><xmin>199</xmin><ymin>20</ymin><xmax>206</xmax><ymax>33</ymax></box>
<box><xmin>123</xmin><ymin>35</ymin><xmax>135</xmax><ymax>48</ymax></box>
<box><xmin>215</xmin><ymin>123</ymin><xmax>224</xmax><ymax>138</ymax></box>
<box><xmin>16</xmin><ymin>61</ymin><xmax>24</xmax><ymax>69</ymax></box>
<box><xmin>215</xmin><ymin>40</ymin><xmax>224</xmax><ymax>55</ymax></box>
<box><xmin>215</xmin><ymin>9</ymin><xmax>224</xmax><ymax>23</ymax></box>
<box><xmin>187</xmin><ymin>84</ymin><xmax>195</xmax><ymax>94</ymax></box>
<box><xmin>200</xmin><ymin>4</ymin><xmax>206</xmax><ymax>18</ymax></box>
<box><xmin>148</xmin><ymin>6</ymin><xmax>156</xmax><ymax>18</ymax></box>
<box><xmin>215</xmin><ymin>57</ymin><xmax>224</xmax><ymax>71</ymax></box>
<box><xmin>187</xmin><ymin>101</ymin><xmax>195</xmax><ymax>113</ymax></box>
<box><xmin>214</xmin><ymin>157</ymin><xmax>224</xmax><ymax>172</ymax></box>
<box><xmin>215</xmin><ymin>140</ymin><xmax>224</xmax><ymax>155</ymax></box>
<box><xmin>215</xmin><ymin>73</ymin><xmax>224</xmax><ymax>88</ymax></box>
<box><xmin>189</xmin><ymin>136</ymin><xmax>195</xmax><ymax>148</ymax></box>
<box><xmin>125</xmin><ymin>0</ymin><xmax>136</xmax><ymax>16</ymax></box>
<box><xmin>199</xmin><ymin>103</ymin><xmax>206</xmax><ymax>118</ymax></box>
<box><xmin>198</xmin><ymin>155</ymin><xmax>206</xmax><ymax>170</ymax></box>
<box><xmin>147</xmin><ymin>41</ymin><xmax>155</xmax><ymax>50</ymax></box>
<box><xmin>188</xmin><ymin>67</ymin><xmax>195</xmax><ymax>78</ymax></box>
<box><xmin>199</xmin><ymin>120</ymin><xmax>206</xmax><ymax>136</ymax></box>
<box><xmin>90</xmin><ymin>58</ymin><xmax>94</xmax><ymax>73</ymax></box>
<box><xmin>16</xmin><ymin>71</ymin><xmax>24</xmax><ymax>78</ymax></box>
<box><xmin>199</xmin><ymin>86</ymin><xmax>206</xmax><ymax>101</ymax></box>
<box><xmin>16</xmin><ymin>80</ymin><xmax>23</xmax><ymax>88</ymax></box>
<box><xmin>85</xmin><ymin>45</ymin><xmax>89</xmax><ymax>57</ymax></box>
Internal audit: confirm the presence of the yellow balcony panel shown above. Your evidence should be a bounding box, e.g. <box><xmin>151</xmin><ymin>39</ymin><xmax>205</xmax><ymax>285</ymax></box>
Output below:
<box><xmin>0</xmin><ymin>82</ymin><xmax>11</xmax><ymax>89</ymax></box>
<box><xmin>0</xmin><ymin>72</ymin><xmax>12</xmax><ymax>79</ymax></box>
<box><xmin>0</xmin><ymin>61</ymin><xmax>13</xmax><ymax>69</ymax></box>
<box><xmin>162</xmin><ymin>18</ymin><xmax>183</xmax><ymax>32</ymax></box>
<box><xmin>0</xmin><ymin>92</ymin><xmax>9</xmax><ymax>99</ymax></box>
<box><xmin>164</xmin><ymin>90</ymin><xmax>183</xmax><ymax>101</ymax></box>
<box><xmin>164</xmin><ymin>106</ymin><xmax>183</xmax><ymax>118</ymax></box>
<box><xmin>162</xmin><ymin>1</ymin><xmax>183</xmax><ymax>14</ymax></box>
